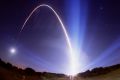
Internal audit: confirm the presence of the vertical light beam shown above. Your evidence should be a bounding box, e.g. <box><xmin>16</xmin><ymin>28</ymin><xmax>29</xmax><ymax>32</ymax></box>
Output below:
<box><xmin>65</xmin><ymin>0</ymin><xmax>89</xmax><ymax>72</ymax></box>
<box><xmin>20</xmin><ymin>4</ymin><xmax>78</xmax><ymax>76</ymax></box>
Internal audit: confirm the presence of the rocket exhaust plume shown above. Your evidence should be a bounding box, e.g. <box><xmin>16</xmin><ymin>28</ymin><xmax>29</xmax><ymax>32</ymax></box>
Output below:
<box><xmin>20</xmin><ymin>4</ymin><xmax>79</xmax><ymax>76</ymax></box>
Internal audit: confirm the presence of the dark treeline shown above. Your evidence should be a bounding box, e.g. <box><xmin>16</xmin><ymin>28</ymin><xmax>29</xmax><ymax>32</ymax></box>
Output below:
<box><xmin>0</xmin><ymin>58</ymin><xmax>65</xmax><ymax>79</ymax></box>
<box><xmin>79</xmin><ymin>64</ymin><xmax>120</xmax><ymax>78</ymax></box>
<box><xmin>0</xmin><ymin>58</ymin><xmax>120</xmax><ymax>79</ymax></box>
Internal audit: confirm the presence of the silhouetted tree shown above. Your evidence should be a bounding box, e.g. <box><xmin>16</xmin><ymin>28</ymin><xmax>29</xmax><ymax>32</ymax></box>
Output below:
<box><xmin>24</xmin><ymin>68</ymin><xmax>35</xmax><ymax>75</ymax></box>
<box><xmin>6</xmin><ymin>63</ymin><xmax>12</xmax><ymax>69</ymax></box>
<box><xmin>79</xmin><ymin>64</ymin><xmax>120</xmax><ymax>78</ymax></box>
<box><xmin>0</xmin><ymin>59</ymin><xmax>6</xmax><ymax>68</ymax></box>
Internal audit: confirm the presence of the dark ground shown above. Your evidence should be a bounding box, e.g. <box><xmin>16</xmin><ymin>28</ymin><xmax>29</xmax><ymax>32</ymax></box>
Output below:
<box><xmin>0</xmin><ymin>58</ymin><xmax>120</xmax><ymax>80</ymax></box>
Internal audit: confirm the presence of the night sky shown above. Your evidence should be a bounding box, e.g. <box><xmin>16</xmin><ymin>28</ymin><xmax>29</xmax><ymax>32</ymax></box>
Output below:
<box><xmin>0</xmin><ymin>0</ymin><xmax>120</xmax><ymax>74</ymax></box>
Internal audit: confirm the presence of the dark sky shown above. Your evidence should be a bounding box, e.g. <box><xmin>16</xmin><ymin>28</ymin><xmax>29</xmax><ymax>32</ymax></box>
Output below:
<box><xmin>83</xmin><ymin>0</ymin><xmax>120</xmax><ymax>70</ymax></box>
<box><xmin>0</xmin><ymin>0</ymin><xmax>120</xmax><ymax>74</ymax></box>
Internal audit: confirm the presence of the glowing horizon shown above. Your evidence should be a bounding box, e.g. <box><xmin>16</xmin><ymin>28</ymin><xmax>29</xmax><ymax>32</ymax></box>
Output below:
<box><xmin>20</xmin><ymin>4</ymin><xmax>79</xmax><ymax>76</ymax></box>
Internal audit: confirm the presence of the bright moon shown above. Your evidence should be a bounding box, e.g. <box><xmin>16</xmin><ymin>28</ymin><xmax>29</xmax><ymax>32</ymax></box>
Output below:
<box><xmin>10</xmin><ymin>47</ymin><xmax>16</xmax><ymax>54</ymax></box>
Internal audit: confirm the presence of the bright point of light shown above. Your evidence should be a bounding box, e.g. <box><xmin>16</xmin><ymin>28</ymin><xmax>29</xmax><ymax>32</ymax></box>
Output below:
<box><xmin>10</xmin><ymin>47</ymin><xmax>16</xmax><ymax>54</ymax></box>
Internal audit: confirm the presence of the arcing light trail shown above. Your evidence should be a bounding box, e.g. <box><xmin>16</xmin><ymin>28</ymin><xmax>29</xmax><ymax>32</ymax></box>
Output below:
<box><xmin>20</xmin><ymin>4</ymin><xmax>79</xmax><ymax>76</ymax></box>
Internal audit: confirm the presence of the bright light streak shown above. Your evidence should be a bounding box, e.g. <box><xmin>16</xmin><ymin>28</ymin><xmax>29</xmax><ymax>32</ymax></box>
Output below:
<box><xmin>65</xmin><ymin>0</ymin><xmax>89</xmax><ymax>75</ymax></box>
<box><xmin>20</xmin><ymin>4</ymin><xmax>79</xmax><ymax>76</ymax></box>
